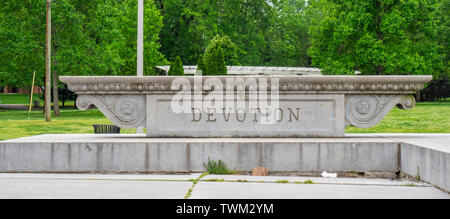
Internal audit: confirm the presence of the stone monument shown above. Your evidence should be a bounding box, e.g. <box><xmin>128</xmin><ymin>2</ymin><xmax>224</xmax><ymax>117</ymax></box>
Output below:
<box><xmin>60</xmin><ymin>75</ymin><xmax>432</xmax><ymax>137</ymax></box>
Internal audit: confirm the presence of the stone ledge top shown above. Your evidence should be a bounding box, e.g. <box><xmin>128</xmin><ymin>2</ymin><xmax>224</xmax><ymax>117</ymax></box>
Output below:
<box><xmin>2</xmin><ymin>133</ymin><xmax>449</xmax><ymax>153</ymax></box>
<box><xmin>60</xmin><ymin>75</ymin><xmax>432</xmax><ymax>84</ymax></box>
<box><xmin>60</xmin><ymin>75</ymin><xmax>432</xmax><ymax>94</ymax></box>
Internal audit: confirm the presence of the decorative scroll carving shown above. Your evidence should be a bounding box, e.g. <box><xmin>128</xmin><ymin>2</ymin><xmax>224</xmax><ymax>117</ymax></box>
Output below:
<box><xmin>76</xmin><ymin>95</ymin><xmax>146</xmax><ymax>129</ymax></box>
<box><xmin>345</xmin><ymin>95</ymin><xmax>416</xmax><ymax>129</ymax></box>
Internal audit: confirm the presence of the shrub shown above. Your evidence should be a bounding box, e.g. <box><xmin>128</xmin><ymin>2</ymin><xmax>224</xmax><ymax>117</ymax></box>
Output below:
<box><xmin>168</xmin><ymin>56</ymin><xmax>184</xmax><ymax>76</ymax></box>
<box><xmin>205</xmin><ymin>46</ymin><xmax>227</xmax><ymax>75</ymax></box>
<box><xmin>196</xmin><ymin>54</ymin><xmax>206</xmax><ymax>75</ymax></box>
<box><xmin>204</xmin><ymin>35</ymin><xmax>239</xmax><ymax>65</ymax></box>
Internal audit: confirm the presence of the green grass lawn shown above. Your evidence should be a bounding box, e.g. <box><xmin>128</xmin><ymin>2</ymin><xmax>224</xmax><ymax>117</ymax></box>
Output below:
<box><xmin>0</xmin><ymin>109</ymin><xmax>138</xmax><ymax>141</ymax></box>
<box><xmin>0</xmin><ymin>94</ymin><xmax>448</xmax><ymax>141</ymax></box>
<box><xmin>0</xmin><ymin>94</ymin><xmax>33</xmax><ymax>104</ymax></box>
<box><xmin>346</xmin><ymin>100</ymin><xmax>450</xmax><ymax>133</ymax></box>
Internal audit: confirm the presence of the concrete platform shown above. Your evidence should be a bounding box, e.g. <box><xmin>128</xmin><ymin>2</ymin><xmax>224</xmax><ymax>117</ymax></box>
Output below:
<box><xmin>191</xmin><ymin>181</ymin><xmax>449</xmax><ymax>199</ymax></box>
<box><xmin>0</xmin><ymin>173</ymin><xmax>447</xmax><ymax>199</ymax></box>
<box><xmin>0</xmin><ymin>134</ymin><xmax>449</xmax><ymax>192</ymax></box>
<box><xmin>0</xmin><ymin>174</ymin><xmax>193</xmax><ymax>199</ymax></box>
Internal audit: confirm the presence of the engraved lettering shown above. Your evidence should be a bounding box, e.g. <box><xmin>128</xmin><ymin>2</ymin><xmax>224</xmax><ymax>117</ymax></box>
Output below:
<box><xmin>190</xmin><ymin>107</ymin><xmax>302</xmax><ymax>123</ymax></box>
<box><xmin>236</xmin><ymin>108</ymin><xmax>246</xmax><ymax>122</ymax></box>
<box><xmin>274</xmin><ymin>108</ymin><xmax>283</xmax><ymax>122</ymax></box>
<box><xmin>207</xmin><ymin>108</ymin><xmax>216</xmax><ymax>122</ymax></box>
<box><xmin>223</xmin><ymin>108</ymin><xmax>232</xmax><ymax>121</ymax></box>
<box><xmin>288</xmin><ymin>108</ymin><xmax>300</xmax><ymax>122</ymax></box>
<box><xmin>251</xmin><ymin>108</ymin><xmax>260</xmax><ymax>123</ymax></box>
<box><xmin>192</xmin><ymin>108</ymin><xmax>202</xmax><ymax>122</ymax></box>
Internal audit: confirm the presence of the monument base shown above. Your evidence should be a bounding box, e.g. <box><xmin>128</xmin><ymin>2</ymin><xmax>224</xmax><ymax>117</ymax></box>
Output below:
<box><xmin>0</xmin><ymin>134</ymin><xmax>448</xmax><ymax>192</ymax></box>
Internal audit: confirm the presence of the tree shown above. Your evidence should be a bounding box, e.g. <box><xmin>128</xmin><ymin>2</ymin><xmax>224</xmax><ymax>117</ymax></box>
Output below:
<box><xmin>155</xmin><ymin>0</ymin><xmax>209</xmax><ymax>64</ymax></box>
<box><xmin>0</xmin><ymin>0</ymin><xmax>167</xmax><ymax>87</ymax></box>
<box><xmin>115</xmin><ymin>0</ymin><xmax>167</xmax><ymax>76</ymax></box>
<box><xmin>204</xmin><ymin>35</ymin><xmax>239</xmax><ymax>66</ymax></box>
<box><xmin>308</xmin><ymin>0</ymin><xmax>444</xmax><ymax>75</ymax></box>
<box><xmin>0</xmin><ymin>1</ymin><xmax>46</xmax><ymax>90</ymax></box>
<box><xmin>268</xmin><ymin>0</ymin><xmax>311</xmax><ymax>67</ymax></box>
<box><xmin>168</xmin><ymin>56</ymin><xmax>184</xmax><ymax>75</ymax></box>
<box><xmin>155</xmin><ymin>0</ymin><xmax>312</xmax><ymax>67</ymax></box>
<box><xmin>435</xmin><ymin>0</ymin><xmax>449</xmax><ymax>76</ymax></box>
<box><xmin>205</xmin><ymin>46</ymin><xmax>227</xmax><ymax>75</ymax></box>
<box><xmin>196</xmin><ymin>54</ymin><xmax>205</xmax><ymax>75</ymax></box>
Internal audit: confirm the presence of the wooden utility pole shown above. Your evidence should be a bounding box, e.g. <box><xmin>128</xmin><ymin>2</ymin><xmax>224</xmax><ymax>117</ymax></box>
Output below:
<box><xmin>45</xmin><ymin>0</ymin><xmax>52</xmax><ymax>121</ymax></box>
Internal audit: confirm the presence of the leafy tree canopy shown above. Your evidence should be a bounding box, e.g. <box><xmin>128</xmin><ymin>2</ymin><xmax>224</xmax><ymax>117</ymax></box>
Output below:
<box><xmin>0</xmin><ymin>0</ymin><xmax>167</xmax><ymax>88</ymax></box>
<box><xmin>308</xmin><ymin>0</ymin><xmax>444</xmax><ymax>76</ymax></box>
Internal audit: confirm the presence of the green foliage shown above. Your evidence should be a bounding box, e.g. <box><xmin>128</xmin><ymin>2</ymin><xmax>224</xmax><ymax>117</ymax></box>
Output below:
<box><xmin>40</xmin><ymin>84</ymin><xmax>77</xmax><ymax>107</ymax></box>
<box><xmin>205</xmin><ymin>46</ymin><xmax>227</xmax><ymax>75</ymax></box>
<box><xmin>435</xmin><ymin>0</ymin><xmax>449</xmax><ymax>76</ymax></box>
<box><xmin>156</xmin><ymin>0</ymin><xmax>310</xmax><ymax>66</ymax></box>
<box><xmin>204</xmin><ymin>35</ymin><xmax>239</xmax><ymax>65</ymax></box>
<box><xmin>58</xmin><ymin>84</ymin><xmax>77</xmax><ymax>107</ymax></box>
<box><xmin>421</xmin><ymin>74</ymin><xmax>450</xmax><ymax>101</ymax></box>
<box><xmin>0</xmin><ymin>0</ymin><xmax>167</xmax><ymax>89</ymax></box>
<box><xmin>0</xmin><ymin>0</ymin><xmax>46</xmax><ymax>88</ymax></box>
<box><xmin>0</xmin><ymin>0</ymin><xmax>448</xmax><ymax>90</ymax></box>
<box><xmin>196</xmin><ymin>54</ymin><xmax>206</xmax><ymax>75</ymax></box>
<box><xmin>268</xmin><ymin>0</ymin><xmax>311</xmax><ymax>67</ymax></box>
<box><xmin>168</xmin><ymin>56</ymin><xmax>184</xmax><ymax>76</ymax></box>
<box><xmin>308</xmin><ymin>0</ymin><xmax>444</xmax><ymax>75</ymax></box>
<box><xmin>114</xmin><ymin>0</ymin><xmax>167</xmax><ymax>76</ymax></box>
<box><xmin>203</xmin><ymin>158</ymin><xmax>233</xmax><ymax>175</ymax></box>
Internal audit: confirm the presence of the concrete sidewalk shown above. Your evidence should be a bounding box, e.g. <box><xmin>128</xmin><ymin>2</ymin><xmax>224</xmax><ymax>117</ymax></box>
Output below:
<box><xmin>0</xmin><ymin>173</ymin><xmax>448</xmax><ymax>199</ymax></box>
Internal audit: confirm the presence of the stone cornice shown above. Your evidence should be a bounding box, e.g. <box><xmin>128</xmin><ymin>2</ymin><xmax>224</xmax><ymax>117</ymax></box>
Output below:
<box><xmin>60</xmin><ymin>76</ymin><xmax>432</xmax><ymax>94</ymax></box>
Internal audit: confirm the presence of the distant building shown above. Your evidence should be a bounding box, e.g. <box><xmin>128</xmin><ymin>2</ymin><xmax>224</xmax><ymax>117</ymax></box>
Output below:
<box><xmin>156</xmin><ymin>66</ymin><xmax>323</xmax><ymax>76</ymax></box>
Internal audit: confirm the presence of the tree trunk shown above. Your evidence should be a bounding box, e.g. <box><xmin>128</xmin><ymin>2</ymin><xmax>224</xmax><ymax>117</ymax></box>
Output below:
<box><xmin>52</xmin><ymin>70</ymin><xmax>60</xmax><ymax>116</ymax></box>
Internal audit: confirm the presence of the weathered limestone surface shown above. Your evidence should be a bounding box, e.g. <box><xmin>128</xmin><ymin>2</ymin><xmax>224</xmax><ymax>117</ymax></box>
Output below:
<box><xmin>0</xmin><ymin>134</ymin><xmax>400</xmax><ymax>173</ymax></box>
<box><xmin>60</xmin><ymin>76</ymin><xmax>432</xmax><ymax>137</ymax></box>
<box><xmin>1</xmin><ymin>134</ymin><xmax>448</xmax><ymax>192</ymax></box>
